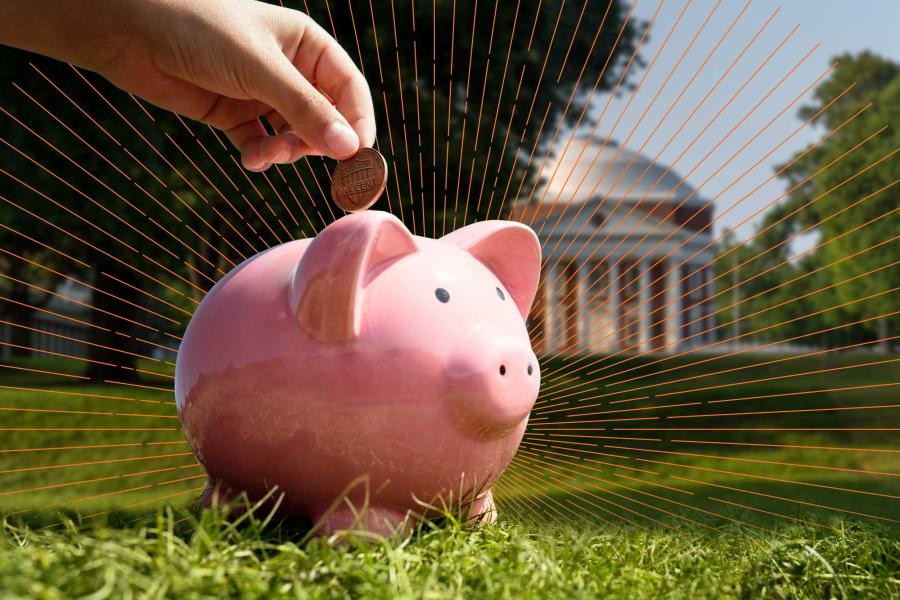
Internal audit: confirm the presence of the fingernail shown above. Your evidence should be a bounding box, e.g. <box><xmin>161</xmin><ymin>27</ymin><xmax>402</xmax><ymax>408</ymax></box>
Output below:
<box><xmin>244</xmin><ymin>156</ymin><xmax>265</xmax><ymax>171</ymax></box>
<box><xmin>323</xmin><ymin>122</ymin><xmax>359</xmax><ymax>158</ymax></box>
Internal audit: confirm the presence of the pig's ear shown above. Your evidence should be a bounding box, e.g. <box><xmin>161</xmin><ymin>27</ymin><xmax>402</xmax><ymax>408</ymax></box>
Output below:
<box><xmin>443</xmin><ymin>221</ymin><xmax>542</xmax><ymax>319</ymax></box>
<box><xmin>290</xmin><ymin>212</ymin><xmax>417</xmax><ymax>342</ymax></box>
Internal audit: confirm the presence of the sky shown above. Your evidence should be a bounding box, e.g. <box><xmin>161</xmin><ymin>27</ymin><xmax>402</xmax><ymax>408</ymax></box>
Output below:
<box><xmin>578</xmin><ymin>0</ymin><xmax>900</xmax><ymax>242</ymax></box>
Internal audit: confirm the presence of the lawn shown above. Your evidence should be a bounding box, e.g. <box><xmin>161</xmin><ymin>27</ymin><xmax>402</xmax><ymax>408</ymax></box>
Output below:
<box><xmin>0</xmin><ymin>353</ymin><xmax>898</xmax><ymax>597</ymax></box>
<box><xmin>1</xmin><ymin>507</ymin><xmax>897</xmax><ymax>598</ymax></box>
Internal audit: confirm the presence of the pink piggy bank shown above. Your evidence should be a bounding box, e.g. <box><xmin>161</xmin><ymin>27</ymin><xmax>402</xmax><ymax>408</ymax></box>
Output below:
<box><xmin>175</xmin><ymin>210</ymin><xmax>541</xmax><ymax>535</ymax></box>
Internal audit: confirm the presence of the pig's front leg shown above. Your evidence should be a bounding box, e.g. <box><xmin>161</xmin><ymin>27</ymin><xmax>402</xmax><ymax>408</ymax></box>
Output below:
<box><xmin>200</xmin><ymin>476</ymin><xmax>238</xmax><ymax>509</ymax></box>
<box><xmin>315</xmin><ymin>505</ymin><xmax>413</xmax><ymax>537</ymax></box>
<box><xmin>469</xmin><ymin>489</ymin><xmax>497</xmax><ymax>525</ymax></box>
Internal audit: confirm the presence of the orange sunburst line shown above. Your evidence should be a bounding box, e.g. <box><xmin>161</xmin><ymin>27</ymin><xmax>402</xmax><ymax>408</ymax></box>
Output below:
<box><xmin>547</xmin><ymin>380</ymin><xmax>900</xmax><ymax>420</ymax></box>
<box><xmin>482</xmin><ymin>0</ymin><xmax>576</xmax><ymax>219</ymax></box>
<box><xmin>541</xmin><ymin>112</ymin><xmax>881</xmax><ymax>367</ymax></box>
<box><xmin>67</xmin><ymin>68</ymin><xmax>244</xmax><ymax>277</ymax></box>
<box><xmin>505</xmin><ymin>0</ymin><xmax>603</xmax><ymax>218</ymax></box>
<box><xmin>599</xmin><ymin>283</ymin><xmax>900</xmax><ymax>391</ymax></box>
<box><xmin>0</xmin><ymin>363</ymin><xmax>86</xmax><ymax>381</ymax></box>
<box><xmin>668</xmin><ymin>473</ymin><xmax>899</xmax><ymax>524</ymax></box>
<box><xmin>522</xmin><ymin>431</ymin><xmax>894</xmax><ymax>508</ymax></box>
<box><xmin>588</xmin><ymin>240</ymin><xmax>899</xmax><ymax>385</ymax></box>
<box><xmin>0</xmin><ymin>166</ymin><xmax>209</xmax><ymax>299</ymax></box>
<box><xmin>346</xmin><ymin>0</ymin><xmax>403</xmax><ymax>224</ymax></box>
<box><xmin>525</xmin><ymin>0</ymin><xmax>698</xmax><ymax>232</ymax></box>
<box><xmin>458</xmin><ymin>0</ymin><xmax>500</xmax><ymax>226</ymax></box>
<box><xmin>585</xmin><ymin>269</ymin><xmax>900</xmax><ymax>394</ymax></box>
<box><xmin>1</xmin><ymin>272</ymin><xmax>157</xmax><ymax>334</ymax></box>
<box><xmin>451</xmin><ymin>0</ymin><xmax>486</xmax><ymax>229</ymax></box>
<box><xmin>0</xmin><ymin>341</ymin><xmax>115</xmax><ymax>370</ymax></box>
<box><xmin>0</xmin><ymin>384</ymin><xmax>161</xmax><ymax>404</ymax></box>
<box><xmin>0</xmin><ymin>440</ymin><xmax>187</xmax><ymax>455</ymax></box>
<box><xmin>385</xmin><ymin>0</ymin><xmax>417</xmax><ymax>227</ymax></box>
<box><xmin>169</xmin><ymin>132</ymin><xmax>264</xmax><ymax>251</ymax></box>
<box><xmin>531</xmin><ymin>6</ymin><xmax>784</xmax><ymax>258</ymax></box>
<box><xmin>587</xmin><ymin>171</ymin><xmax>898</xmax><ymax>368</ymax></box>
<box><xmin>539</xmin><ymin>133</ymin><xmax>893</xmax><ymax>379</ymax></box>
<box><xmin>439</xmin><ymin>0</ymin><xmax>458</xmax><ymax>235</ymax></box>
<box><xmin>225</xmin><ymin>154</ymin><xmax>293</xmax><ymax>241</ymax></box>
<box><xmin>486</xmin><ymin>102</ymin><xmax>554</xmax><ymax>221</ymax></box>
<box><xmin>538</xmin><ymin>62</ymin><xmax>829</xmax><ymax>336</ymax></box>
<box><xmin>0</xmin><ymin>460</ymin><xmax>198</xmax><ymax>499</ymax></box>
<box><xmin>605</xmin><ymin>444</ymin><xmax>900</xmax><ymax>478</ymax></box>
<box><xmin>579</xmin><ymin>206</ymin><xmax>899</xmax><ymax>395</ymax></box>
<box><xmin>407</xmin><ymin>0</ymin><xmax>427</xmax><ymax>233</ymax></box>
<box><xmin>162</xmin><ymin>124</ymin><xmax>264</xmax><ymax>253</ymax></box>
<box><xmin>29</xmin><ymin>469</ymin><xmax>205</xmax><ymax>527</ymax></box>
<box><xmin>1</xmin><ymin>248</ymin><xmax>184</xmax><ymax>325</ymax></box>
<box><xmin>499</xmin><ymin>464</ymin><xmax>588</xmax><ymax>524</ymax></box>
<box><xmin>6</xmin><ymin>87</ymin><xmax>191</xmax><ymax>263</ymax></box>
<box><xmin>671</xmin><ymin>439</ymin><xmax>900</xmax><ymax>454</ymax></box>
<box><xmin>536</xmin><ymin>33</ymin><xmax>819</xmax><ymax>315</ymax></box>
<box><xmin>471</xmin><ymin>0</ymin><xmax>523</xmax><ymax>217</ymax></box>
<box><xmin>521</xmin><ymin>448</ymin><xmax>717</xmax><ymax>530</ymax></box>
<box><xmin>576</xmin><ymin>344</ymin><xmax>900</xmax><ymax>405</ymax></box>
<box><xmin>523</xmin><ymin>440</ymin><xmax>898</xmax><ymax>523</ymax></box>
<box><xmin>0</xmin><ymin>450</ymin><xmax>192</xmax><ymax>476</ymax></box>
<box><xmin>516</xmin><ymin>452</ymin><xmax>669</xmax><ymax>529</ymax></box>
<box><xmin>512</xmin><ymin>0</ymin><xmax>656</xmax><ymax>225</ymax></box>
<box><xmin>511</xmin><ymin>455</ymin><xmax>639</xmax><ymax>526</ymax></box>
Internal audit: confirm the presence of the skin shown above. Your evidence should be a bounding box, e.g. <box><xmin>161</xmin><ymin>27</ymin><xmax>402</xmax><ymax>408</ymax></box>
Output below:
<box><xmin>0</xmin><ymin>0</ymin><xmax>376</xmax><ymax>171</ymax></box>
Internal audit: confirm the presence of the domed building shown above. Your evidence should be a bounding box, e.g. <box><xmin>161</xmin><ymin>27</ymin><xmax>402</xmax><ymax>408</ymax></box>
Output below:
<box><xmin>513</xmin><ymin>135</ymin><xmax>716</xmax><ymax>355</ymax></box>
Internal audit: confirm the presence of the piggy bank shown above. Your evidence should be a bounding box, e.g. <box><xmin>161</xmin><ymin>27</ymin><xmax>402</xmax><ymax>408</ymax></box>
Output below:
<box><xmin>175</xmin><ymin>211</ymin><xmax>541</xmax><ymax>534</ymax></box>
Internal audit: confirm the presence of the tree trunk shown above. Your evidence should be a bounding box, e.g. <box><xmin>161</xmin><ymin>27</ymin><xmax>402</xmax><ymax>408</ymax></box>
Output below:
<box><xmin>5</xmin><ymin>296</ymin><xmax>33</xmax><ymax>357</ymax></box>
<box><xmin>876</xmin><ymin>317</ymin><xmax>890</xmax><ymax>354</ymax></box>
<box><xmin>85</xmin><ymin>266</ymin><xmax>141</xmax><ymax>382</ymax></box>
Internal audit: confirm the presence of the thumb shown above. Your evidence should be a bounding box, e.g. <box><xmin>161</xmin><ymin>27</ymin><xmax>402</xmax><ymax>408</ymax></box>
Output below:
<box><xmin>252</xmin><ymin>53</ymin><xmax>360</xmax><ymax>159</ymax></box>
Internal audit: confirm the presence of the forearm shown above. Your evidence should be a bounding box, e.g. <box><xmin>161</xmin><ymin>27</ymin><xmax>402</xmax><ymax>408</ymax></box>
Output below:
<box><xmin>0</xmin><ymin>0</ymin><xmax>147</xmax><ymax>70</ymax></box>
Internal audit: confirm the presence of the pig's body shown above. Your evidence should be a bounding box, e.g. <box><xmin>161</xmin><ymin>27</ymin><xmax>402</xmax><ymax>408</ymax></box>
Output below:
<box><xmin>176</xmin><ymin>211</ymin><xmax>541</xmax><ymax>534</ymax></box>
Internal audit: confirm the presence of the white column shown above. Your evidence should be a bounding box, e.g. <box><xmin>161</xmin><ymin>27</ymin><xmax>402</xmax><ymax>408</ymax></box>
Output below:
<box><xmin>638</xmin><ymin>260</ymin><xmax>651</xmax><ymax>353</ymax></box>
<box><xmin>576</xmin><ymin>262</ymin><xmax>589</xmax><ymax>353</ymax></box>
<box><xmin>608</xmin><ymin>261</ymin><xmax>620</xmax><ymax>352</ymax></box>
<box><xmin>666</xmin><ymin>258</ymin><xmax>682</xmax><ymax>352</ymax></box>
<box><xmin>545</xmin><ymin>263</ymin><xmax>560</xmax><ymax>353</ymax></box>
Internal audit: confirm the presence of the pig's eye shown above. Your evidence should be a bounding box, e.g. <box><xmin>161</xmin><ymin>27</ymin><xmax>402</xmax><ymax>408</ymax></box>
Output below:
<box><xmin>496</xmin><ymin>287</ymin><xmax>505</xmax><ymax>301</ymax></box>
<box><xmin>435</xmin><ymin>288</ymin><xmax>450</xmax><ymax>303</ymax></box>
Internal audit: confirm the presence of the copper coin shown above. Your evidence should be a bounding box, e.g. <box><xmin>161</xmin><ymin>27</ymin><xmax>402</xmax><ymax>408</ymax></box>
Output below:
<box><xmin>330</xmin><ymin>148</ymin><xmax>388</xmax><ymax>212</ymax></box>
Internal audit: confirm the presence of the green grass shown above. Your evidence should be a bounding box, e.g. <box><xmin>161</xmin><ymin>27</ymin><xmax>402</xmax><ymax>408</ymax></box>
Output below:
<box><xmin>1</xmin><ymin>354</ymin><xmax>899</xmax><ymax>597</ymax></box>
<box><xmin>1</xmin><ymin>507</ymin><xmax>897</xmax><ymax>598</ymax></box>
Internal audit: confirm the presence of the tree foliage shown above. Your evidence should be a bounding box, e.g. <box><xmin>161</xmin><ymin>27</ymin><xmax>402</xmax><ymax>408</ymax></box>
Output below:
<box><xmin>0</xmin><ymin>0</ymin><xmax>643</xmax><ymax>379</ymax></box>
<box><xmin>715</xmin><ymin>52</ymin><xmax>899</xmax><ymax>349</ymax></box>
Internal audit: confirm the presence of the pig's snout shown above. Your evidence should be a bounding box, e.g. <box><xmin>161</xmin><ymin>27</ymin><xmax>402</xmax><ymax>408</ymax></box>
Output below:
<box><xmin>445</xmin><ymin>327</ymin><xmax>540</xmax><ymax>437</ymax></box>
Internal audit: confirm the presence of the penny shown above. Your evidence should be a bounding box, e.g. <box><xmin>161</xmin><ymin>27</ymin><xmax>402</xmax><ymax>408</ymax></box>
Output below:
<box><xmin>330</xmin><ymin>147</ymin><xmax>388</xmax><ymax>212</ymax></box>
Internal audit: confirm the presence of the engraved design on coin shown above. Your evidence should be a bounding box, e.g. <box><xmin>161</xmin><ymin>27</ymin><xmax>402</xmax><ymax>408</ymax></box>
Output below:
<box><xmin>330</xmin><ymin>148</ymin><xmax>388</xmax><ymax>212</ymax></box>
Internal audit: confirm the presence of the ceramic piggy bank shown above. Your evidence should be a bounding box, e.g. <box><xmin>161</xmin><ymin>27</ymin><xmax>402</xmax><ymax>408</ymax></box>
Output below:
<box><xmin>175</xmin><ymin>211</ymin><xmax>541</xmax><ymax>534</ymax></box>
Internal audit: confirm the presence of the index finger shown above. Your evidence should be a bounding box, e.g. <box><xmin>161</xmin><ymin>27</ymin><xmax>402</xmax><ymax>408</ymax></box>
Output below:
<box><xmin>282</xmin><ymin>12</ymin><xmax>376</xmax><ymax>147</ymax></box>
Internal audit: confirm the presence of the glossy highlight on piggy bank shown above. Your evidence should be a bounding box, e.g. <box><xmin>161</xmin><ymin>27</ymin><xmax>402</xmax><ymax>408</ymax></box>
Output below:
<box><xmin>175</xmin><ymin>211</ymin><xmax>541</xmax><ymax>535</ymax></box>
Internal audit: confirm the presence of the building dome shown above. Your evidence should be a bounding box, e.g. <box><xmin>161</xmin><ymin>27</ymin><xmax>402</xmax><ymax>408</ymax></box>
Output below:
<box><xmin>532</xmin><ymin>135</ymin><xmax>703</xmax><ymax>207</ymax></box>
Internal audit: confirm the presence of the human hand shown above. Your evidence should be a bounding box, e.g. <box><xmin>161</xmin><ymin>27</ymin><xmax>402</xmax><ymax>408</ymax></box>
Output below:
<box><xmin>0</xmin><ymin>0</ymin><xmax>375</xmax><ymax>171</ymax></box>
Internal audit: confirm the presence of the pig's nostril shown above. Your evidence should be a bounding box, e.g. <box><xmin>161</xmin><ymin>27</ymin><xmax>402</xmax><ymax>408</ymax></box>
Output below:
<box><xmin>499</xmin><ymin>364</ymin><xmax>506</xmax><ymax>376</ymax></box>
<box><xmin>527</xmin><ymin>364</ymin><xmax>533</xmax><ymax>376</ymax></box>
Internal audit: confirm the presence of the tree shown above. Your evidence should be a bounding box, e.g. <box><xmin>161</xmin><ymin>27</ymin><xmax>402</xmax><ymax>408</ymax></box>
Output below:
<box><xmin>716</xmin><ymin>52</ymin><xmax>899</xmax><ymax>350</ymax></box>
<box><xmin>1</xmin><ymin>0</ymin><xmax>643</xmax><ymax>380</ymax></box>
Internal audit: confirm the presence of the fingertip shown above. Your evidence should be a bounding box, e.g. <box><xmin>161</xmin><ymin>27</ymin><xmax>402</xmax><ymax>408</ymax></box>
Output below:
<box><xmin>323</xmin><ymin>122</ymin><xmax>360</xmax><ymax>159</ymax></box>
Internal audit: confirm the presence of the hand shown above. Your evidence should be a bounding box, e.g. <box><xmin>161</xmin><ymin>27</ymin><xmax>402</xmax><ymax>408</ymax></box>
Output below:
<box><xmin>0</xmin><ymin>0</ymin><xmax>376</xmax><ymax>171</ymax></box>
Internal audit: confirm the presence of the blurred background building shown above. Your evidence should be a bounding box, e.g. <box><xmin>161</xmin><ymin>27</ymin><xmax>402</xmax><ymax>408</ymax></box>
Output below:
<box><xmin>514</xmin><ymin>135</ymin><xmax>716</xmax><ymax>355</ymax></box>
